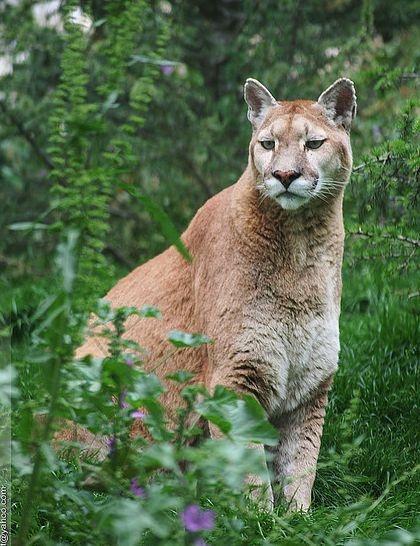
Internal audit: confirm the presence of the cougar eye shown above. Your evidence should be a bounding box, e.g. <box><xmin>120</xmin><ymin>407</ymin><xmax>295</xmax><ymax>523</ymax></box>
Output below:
<box><xmin>260</xmin><ymin>140</ymin><xmax>275</xmax><ymax>150</ymax></box>
<box><xmin>306</xmin><ymin>139</ymin><xmax>326</xmax><ymax>150</ymax></box>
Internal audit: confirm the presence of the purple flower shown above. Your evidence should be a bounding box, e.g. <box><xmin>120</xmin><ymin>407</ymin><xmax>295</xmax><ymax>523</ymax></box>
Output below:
<box><xmin>193</xmin><ymin>539</ymin><xmax>207</xmax><ymax>546</ymax></box>
<box><xmin>181</xmin><ymin>504</ymin><xmax>215</xmax><ymax>532</ymax></box>
<box><xmin>106</xmin><ymin>435</ymin><xmax>116</xmax><ymax>457</ymax></box>
<box><xmin>130</xmin><ymin>478</ymin><xmax>145</xmax><ymax>497</ymax></box>
<box><xmin>160</xmin><ymin>64</ymin><xmax>175</xmax><ymax>76</ymax></box>
<box><xmin>124</xmin><ymin>356</ymin><xmax>134</xmax><ymax>366</ymax></box>
<box><xmin>131</xmin><ymin>409</ymin><xmax>145</xmax><ymax>420</ymax></box>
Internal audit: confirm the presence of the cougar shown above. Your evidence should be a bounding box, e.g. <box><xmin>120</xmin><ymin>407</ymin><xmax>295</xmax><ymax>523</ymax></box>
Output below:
<box><xmin>76</xmin><ymin>77</ymin><xmax>356</xmax><ymax>510</ymax></box>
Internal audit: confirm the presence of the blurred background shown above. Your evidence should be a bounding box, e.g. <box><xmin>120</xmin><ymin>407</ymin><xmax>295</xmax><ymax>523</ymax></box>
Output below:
<box><xmin>1</xmin><ymin>0</ymin><xmax>418</xmax><ymax>286</ymax></box>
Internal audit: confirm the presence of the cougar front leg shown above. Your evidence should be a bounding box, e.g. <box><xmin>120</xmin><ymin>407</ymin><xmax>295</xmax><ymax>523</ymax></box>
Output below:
<box><xmin>208</xmin><ymin>422</ymin><xmax>274</xmax><ymax>511</ymax></box>
<box><xmin>207</xmin><ymin>370</ymin><xmax>274</xmax><ymax>511</ymax></box>
<box><xmin>269</xmin><ymin>377</ymin><xmax>333</xmax><ymax>511</ymax></box>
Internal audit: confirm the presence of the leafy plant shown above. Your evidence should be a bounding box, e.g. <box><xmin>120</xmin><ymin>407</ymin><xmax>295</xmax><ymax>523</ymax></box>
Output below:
<box><xmin>12</xmin><ymin>235</ymin><xmax>277</xmax><ymax>545</ymax></box>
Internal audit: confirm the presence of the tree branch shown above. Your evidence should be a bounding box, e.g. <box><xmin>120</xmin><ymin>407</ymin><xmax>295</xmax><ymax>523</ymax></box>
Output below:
<box><xmin>347</xmin><ymin>229</ymin><xmax>420</xmax><ymax>248</ymax></box>
<box><xmin>400</xmin><ymin>72</ymin><xmax>418</xmax><ymax>80</ymax></box>
<box><xmin>104</xmin><ymin>244</ymin><xmax>134</xmax><ymax>269</ymax></box>
<box><xmin>352</xmin><ymin>152</ymin><xmax>392</xmax><ymax>173</ymax></box>
<box><xmin>181</xmin><ymin>155</ymin><xmax>213</xmax><ymax>198</ymax></box>
<box><xmin>0</xmin><ymin>100</ymin><xmax>54</xmax><ymax>170</ymax></box>
<box><xmin>286</xmin><ymin>0</ymin><xmax>303</xmax><ymax>64</ymax></box>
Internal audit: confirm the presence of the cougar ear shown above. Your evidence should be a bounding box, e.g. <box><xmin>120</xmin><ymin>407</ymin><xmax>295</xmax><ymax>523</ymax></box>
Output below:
<box><xmin>318</xmin><ymin>78</ymin><xmax>357</xmax><ymax>132</ymax></box>
<box><xmin>244</xmin><ymin>78</ymin><xmax>277</xmax><ymax>130</ymax></box>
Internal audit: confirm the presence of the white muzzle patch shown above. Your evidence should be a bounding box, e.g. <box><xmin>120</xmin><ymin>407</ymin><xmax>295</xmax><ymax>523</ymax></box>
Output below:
<box><xmin>262</xmin><ymin>176</ymin><xmax>314</xmax><ymax>210</ymax></box>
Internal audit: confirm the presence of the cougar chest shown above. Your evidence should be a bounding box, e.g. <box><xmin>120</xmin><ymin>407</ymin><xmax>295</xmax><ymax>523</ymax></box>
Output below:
<box><xmin>236</xmin><ymin>264</ymin><xmax>340</xmax><ymax>416</ymax></box>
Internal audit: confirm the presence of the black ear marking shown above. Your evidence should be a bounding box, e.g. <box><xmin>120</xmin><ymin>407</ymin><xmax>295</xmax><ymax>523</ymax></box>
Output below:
<box><xmin>318</xmin><ymin>78</ymin><xmax>357</xmax><ymax>132</ymax></box>
<box><xmin>244</xmin><ymin>78</ymin><xmax>277</xmax><ymax>130</ymax></box>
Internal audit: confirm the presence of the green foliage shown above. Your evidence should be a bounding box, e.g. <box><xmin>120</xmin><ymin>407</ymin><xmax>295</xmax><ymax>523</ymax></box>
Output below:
<box><xmin>167</xmin><ymin>330</ymin><xmax>212</xmax><ymax>348</ymax></box>
<box><xmin>48</xmin><ymin>1</ymin><xmax>108</xmax><ymax>309</ymax></box>
<box><xmin>12</xmin><ymin>231</ymin><xmax>83</xmax><ymax>545</ymax></box>
<box><xmin>345</xmin><ymin>99</ymin><xmax>419</xmax><ymax>273</ymax></box>
<box><xmin>12</xmin><ymin>241</ymin><xmax>277</xmax><ymax>545</ymax></box>
<box><xmin>355</xmin><ymin>100</ymin><xmax>418</xmax><ymax>218</ymax></box>
<box><xmin>45</xmin><ymin>0</ymin><xmax>187</xmax><ymax>312</ymax></box>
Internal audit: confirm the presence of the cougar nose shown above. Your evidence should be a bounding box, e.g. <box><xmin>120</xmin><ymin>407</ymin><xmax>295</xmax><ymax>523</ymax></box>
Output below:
<box><xmin>272</xmin><ymin>170</ymin><xmax>301</xmax><ymax>189</ymax></box>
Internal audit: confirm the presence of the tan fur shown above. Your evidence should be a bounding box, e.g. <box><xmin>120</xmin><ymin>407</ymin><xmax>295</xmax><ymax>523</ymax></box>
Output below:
<box><xmin>73</xmin><ymin>78</ymin><xmax>356</xmax><ymax>510</ymax></box>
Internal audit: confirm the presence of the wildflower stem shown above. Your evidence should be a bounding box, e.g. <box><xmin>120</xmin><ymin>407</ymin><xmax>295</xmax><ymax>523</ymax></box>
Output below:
<box><xmin>16</xmin><ymin>350</ymin><xmax>67</xmax><ymax>546</ymax></box>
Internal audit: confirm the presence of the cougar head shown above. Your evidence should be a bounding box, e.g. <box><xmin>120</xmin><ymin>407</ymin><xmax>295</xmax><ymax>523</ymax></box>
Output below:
<box><xmin>244</xmin><ymin>78</ymin><xmax>356</xmax><ymax>211</ymax></box>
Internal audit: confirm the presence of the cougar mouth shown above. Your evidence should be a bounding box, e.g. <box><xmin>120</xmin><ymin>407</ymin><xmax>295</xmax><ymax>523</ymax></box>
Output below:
<box><xmin>259</xmin><ymin>175</ymin><xmax>318</xmax><ymax>210</ymax></box>
<box><xmin>275</xmin><ymin>192</ymin><xmax>310</xmax><ymax>210</ymax></box>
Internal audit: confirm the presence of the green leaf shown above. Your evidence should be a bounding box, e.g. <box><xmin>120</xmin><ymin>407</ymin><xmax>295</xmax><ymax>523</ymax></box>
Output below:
<box><xmin>167</xmin><ymin>330</ymin><xmax>212</xmax><ymax>348</ymax></box>
<box><xmin>139</xmin><ymin>305</ymin><xmax>162</xmax><ymax>319</ymax></box>
<box><xmin>102</xmin><ymin>90</ymin><xmax>120</xmax><ymax>113</ymax></box>
<box><xmin>93</xmin><ymin>17</ymin><xmax>107</xmax><ymax>27</ymax></box>
<box><xmin>130</xmin><ymin>372</ymin><xmax>164</xmax><ymax>400</ymax></box>
<box><xmin>119</xmin><ymin>184</ymin><xmax>191</xmax><ymax>261</ymax></box>
<box><xmin>166</xmin><ymin>370</ymin><xmax>194</xmax><ymax>383</ymax></box>
<box><xmin>129</xmin><ymin>54</ymin><xmax>180</xmax><ymax>67</ymax></box>
<box><xmin>180</xmin><ymin>384</ymin><xmax>206</xmax><ymax>404</ymax></box>
<box><xmin>140</xmin><ymin>443</ymin><xmax>179</xmax><ymax>472</ymax></box>
<box><xmin>195</xmin><ymin>385</ymin><xmax>237</xmax><ymax>433</ymax></box>
<box><xmin>187</xmin><ymin>439</ymin><xmax>270</xmax><ymax>491</ymax></box>
<box><xmin>0</xmin><ymin>366</ymin><xmax>18</xmax><ymax>405</ymax></box>
<box><xmin>56</xmin><ymin>230</ymin><xmax>78</xmax><ymax>293</ymax></box>
<box><xmin>101</xmin><ymin>358</ymin><xmax>134</xmax><ymax>389</ymax></box>
<box><xmin>9</xmin><ymin>222</ymin><xmax>49</xmax><ymax>231</ymax></box>
<box><xmin>226</xmin><ymin>395</ymin><xmax>278</xmax><ymax>445</ymax></box>
<box><xmin>196</xmin><ymin>387</ymin><xmax>278</xmax><ymax>445</ymax></box>
<box><xmin>102</xmin><ymin>489</ymin><xmax>181</xmax><ymax>545</ymax></box>
<box><xmin>31</xmin><ymin>293</ymin><xmax>68</xmax><ymax>341</ymax></box>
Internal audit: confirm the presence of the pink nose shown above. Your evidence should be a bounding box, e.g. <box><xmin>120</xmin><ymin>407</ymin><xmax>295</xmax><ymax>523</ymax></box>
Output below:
<box><xmin>272</xmin><ymin>170</ymin><xmax>301</xmax><ymax>189</ymax></box>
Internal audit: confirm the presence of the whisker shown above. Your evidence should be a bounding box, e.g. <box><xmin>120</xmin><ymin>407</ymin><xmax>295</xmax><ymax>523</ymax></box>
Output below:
<box><xmin>317</xmin><ymin>188</ymin><xmax>340</xmax><ymax>195</ymax></box>
<box><xmin>321</xmin><ymin>179</ymin><xmax>347</xmax><ymax>186</ymax></box>
<box><xmin>309</xmin><ymin>190</ymin><xmax>330</xmax><ymax>204</ymax></box>
<box><xmin>315</xmin><ymin>195</ymin><xmax>330</xmax><ymax>204</ymax></box>
<box><xmin>257</xmin><ymin>190</ymin><xmax>271</xmax><ymax>206</ymax></box>
<box><xmin>321</xmin><ymin>178</ymin><xmax>346</xmax><ymax>182</ymax></box>
<box><xmin>318</xmin><ymin>183</ymin><xmax>346</xmax><ymax>192</ymax></box>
